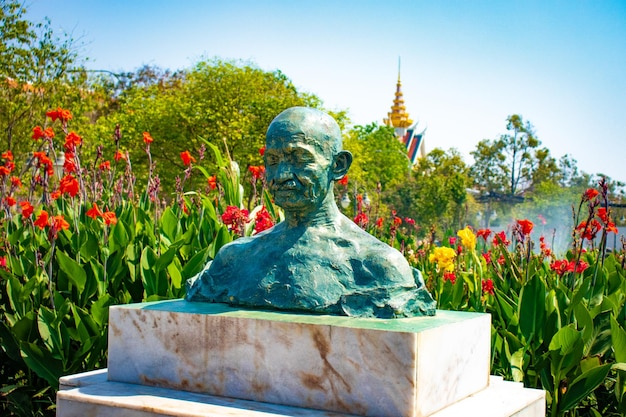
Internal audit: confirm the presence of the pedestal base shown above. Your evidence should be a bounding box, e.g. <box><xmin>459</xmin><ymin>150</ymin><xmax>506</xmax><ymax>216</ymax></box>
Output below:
<box><xmin>57</xmin><ymin>369</ymin><xmax>545</xmax><ymax>417</ymax></box>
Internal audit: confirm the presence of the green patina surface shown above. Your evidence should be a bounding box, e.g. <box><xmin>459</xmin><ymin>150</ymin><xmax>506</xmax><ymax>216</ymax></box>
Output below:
<box><xmin>134</xmin><ymin>299</ymin><xmax>485</xmax><ymax>333</ymax></box>
<box><xmin>185</xmin><ymin>107</ymin><xmax>437</xmax><ymax>319</ymax></box>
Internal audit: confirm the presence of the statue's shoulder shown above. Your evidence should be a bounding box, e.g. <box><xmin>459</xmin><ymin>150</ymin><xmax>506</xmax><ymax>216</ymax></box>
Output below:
<box><xmin>211</xmin><ymin>223</ymin><xmax>282</xmax><ymax>264</ymax></box>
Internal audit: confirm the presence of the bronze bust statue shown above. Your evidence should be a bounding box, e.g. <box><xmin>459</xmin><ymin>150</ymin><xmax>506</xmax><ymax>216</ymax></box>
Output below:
<box><xmin>186</xmin><ymin>107</ymin><xmax>436</xmax><ymax>318</ymax></box>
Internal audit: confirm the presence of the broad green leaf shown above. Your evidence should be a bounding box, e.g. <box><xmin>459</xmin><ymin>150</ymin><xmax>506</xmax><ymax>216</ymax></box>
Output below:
<box><xmin>574</xmin><ymin>302</ymin><xmax>593</xmax><ymax>346</ymax></box>
<box><xmin>56</xmin><ymin>250</ymin><xmax>86</xmax><ymax>292</ymax></box>
<box><xmin>519</xmin><ymin>274</ymin><xmax>546</xmax><ymax>343</ymax></box>
<box><xmin>559</xmin><ymin>363</ymin><xmax>612</xmax><ymax>412</ymax></box>
<box><xmin>160</xmin><ymin>207</ymin><xmax>180</xmax><ymax>241</ymax></box>
<box><xmin>611</xmin><ymin>316</ymin><xmax>626</xmax><ymax>363</ymax></box>
<box><xmin>511</xmin><ymin>348</ymin><xmax>525</xmax><ymax>382</ymax></box>
<box><xmin>20</xmin><ymin>342</ymin><xmax>64</xmax><ymax>389</ymax></box>
<box><xmin>91</xmin><ymin>294</ymin><xmax>113</xmax><ymax>327</ymax></box>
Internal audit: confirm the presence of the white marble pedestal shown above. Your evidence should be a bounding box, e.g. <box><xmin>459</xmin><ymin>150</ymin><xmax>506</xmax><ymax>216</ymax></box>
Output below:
<box><xmin>56</xmin><ymin>300</ymin><xmax>545</xmax><ymax>417</ymax></box>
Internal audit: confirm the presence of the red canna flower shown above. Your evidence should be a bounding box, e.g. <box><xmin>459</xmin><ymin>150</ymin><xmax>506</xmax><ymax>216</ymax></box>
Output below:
<box><xmin>493</xmin><ymin>231</ymin><xmax>510</xmax><ymax>246</ymax></box>
<box><xmin>354</xmin><ymin>212</ymin><xmax>369</xmax><ymax>228</ymax></box>
<box><xmin>577</xmin><ymin>219</ymin><xmax>602</xmax><ymax>241</ymax></box>
<box><xmin>51</xmin><ymin>214</ymin><xmax>70</xmax><ymax>231</ymax></box>
<box><xmin>404</xmin><ymin>217</ymin><xmax>416</xmax><ymax>226</ymax></box>
<box><xmin>550</xmin><ymin>259</ymin><xmax>568</xmax><ymax>276</ymax></box>
<box><xmin>34</xmin><ymin>210</ymin><xmax>50</xmax><ymax>229</ymax></box>
<box><xmin>337</xmin><ymin>175</ymin><xmax>348</xmax><ymax>186</ymax></box>
<box><xmin>443</xmin><ymin>271</ymin><xmax>457</xmax><ymax>284</ymax></box>
<box><xmin>4</xmin><ymin>161</ymin><xmax>14</xmax><ymax>173</ymax></box>
<box><xmin>476</xmin><ymin>229</ymin><xmax>492</xmax><ymax>241</ymax></box>
<box><xmin>497</xmin><ymin>255</ymin><xmax>506</xmax><ymax>265</ymax></box>
<box><xmin>180</xmin><ymin>150</ymin><xmax>196</xmax><ymax>166</ymax></box>
<box><xmin>19</xmin><ymin>201</ymin><xmax>34</xmax><ymax>218</ymax></box>
<box><xmin>259</xmin><ymin>146</ymin><xmax>266</xmax><ymax>156</ymax></box>
<box><xmin>248</xmin><ymin>165</ymin><xmax>265</xmax><ymax>180</ymax></box>
<box><xmin>86</xmin><ymin>203</ymin><xmax>103</xmax><ymax>219</ymax></box>
<box><xmin>143</xmin><ymin>132</ymin><xmax>153</xmax><ymax>144</ymax></box>
<box><xmin>481</xmin><ymin>251</ymin><xmax>492</xmax><ymax>264</ymax></box>
<box><xmin>0</xmin><ymin>166</ymin><xmax>9</xmax><ymax>177</ymax></box>
<box><xmin>0</xmin><ymin>256</ymin><xmax>6</xmax><ymax>269</ymax></box>
<box><xmin>597</xmin><ymin>207</ymin><xmax>609</xmax><ymax>224</ymax></box>
<box><xmin>59</xmin><ymin>175</ymin><xmax>79</xmax><ymax>197</ymax></box>
<box><xmin>375</xmin><ymin>217</ymin><xmax>384</xmax><ymax>228</ymax></box>
<box><xmin>46</xmin><ymin>107</ymin><xmax>72</xmax><ymax>123</ymax></box>
<box><xmin>64</xmin><ymin>132</ymin><xmax>82</xmax><ymax>152</ymax></box>
<box><xmin>566</xmin><ymin>260</ymin><xmax>589</xmax><ymax>274</ymax></box>
<box><xmin>102</xmin><ymin>211</ymin><xmax>118</xmax><ymax>226</ymax></box>
<box><xmin>207</xmin><ymin>175</ymin><xmax>217</xmax><ymax>190</ymax></box>
<box><xmin>254</xmin><ymin>206</ymin><xmax>274</xmax><ymax>234</ymax></box>
<box><xmin>393</xmin><ymin>216</ymin><xmax>402</xmax><ymax>226</ymax></box>
<box><xmin>114</xmin><ymin>150</ymin><xmax>126</xmax><ymax>162</ymax></box>
<box><xmin>448</xmin><ymin>237</ymin><xmax>457</xmax><ymax>246</ymax></box>
<box><xmin>2</xmin><ymin>150</ymin><xmax>13</xmax><ymax>161</ymax></box>
<box><xmin>221</xmin><ymin>206</ymin><xmax>250</xmax><ymax>235</ymax></box>
<box><xmin>99</xmin><ymin>161</ymin><xmax>111</xmax><ymax>171</ymax></box>
<box><xmin>517</xmin><ymin>219</ymin><xmax>534</xmax><ymax>236</ymax></box>
<box><xmin>50</xmin><ymin>190</ymin><xmax>61</xmax><ymax>200</ymax></box>
<box><xmin>10</xmin><ymin>176</ymin><xmax>21</xmax><ymax>188</ymax></box>
<box><xmin>32</xmin><ymin>126</ymin><xmax>55</xmax><ymax>140</ymax></box>
<box><xmin>5</xmin><ymin>196</ymin><xmax>16</xmax><ymax>206</ymax></box>
<box><xmin>482</xmin><ymin>279</ymin><xmax>495</xmax><ymax>295</ymax></box>
<box><xmin>583</xmin><ymin>188</ymin><xmax>599</xmax><ymax>201</ymax></box>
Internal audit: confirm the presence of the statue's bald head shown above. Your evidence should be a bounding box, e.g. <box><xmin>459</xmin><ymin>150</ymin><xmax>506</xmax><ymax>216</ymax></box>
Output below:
<box><xmin>266</xmin><ymin>107</ymin><xmax>343</xmax><ymax>158</ymax></box>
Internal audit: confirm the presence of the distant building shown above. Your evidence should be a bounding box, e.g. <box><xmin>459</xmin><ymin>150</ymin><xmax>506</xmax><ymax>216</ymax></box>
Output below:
<box><xmin>383</xmin><ymin>63</ymin><xmax>426</xmax><ymax>165</ymax></box>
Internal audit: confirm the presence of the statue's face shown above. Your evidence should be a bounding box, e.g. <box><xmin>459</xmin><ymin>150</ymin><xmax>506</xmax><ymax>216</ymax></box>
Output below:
<box><xmin>264</xmin><ymin>130</ymin><xmax>334</xmax><ymax>213</ymax></box>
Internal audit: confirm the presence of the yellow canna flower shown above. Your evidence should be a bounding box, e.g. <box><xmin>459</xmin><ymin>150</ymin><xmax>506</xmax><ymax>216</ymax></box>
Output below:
<box><xmin>429</xmin><ymin>246</ymin><xmax>457</xmax><ymax>272</ymax></box>
<box><xmin>457</xmin><ymin>226</ymin><xmax>477</xmax><ymax>251</ymax></box>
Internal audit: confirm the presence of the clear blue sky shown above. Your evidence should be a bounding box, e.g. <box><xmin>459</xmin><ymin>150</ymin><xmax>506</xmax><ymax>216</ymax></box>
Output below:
<box><xmin>26</xmin><ymin>0</ymin><xmax>626</xmax><ymax>184</ymax></box>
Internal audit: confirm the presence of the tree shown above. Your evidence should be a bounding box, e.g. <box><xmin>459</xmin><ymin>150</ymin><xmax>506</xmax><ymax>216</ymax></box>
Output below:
<box><xmin>388</xmin><ymin>148</ymin><xmax>471</xmax><ymax>235</ymax></box>
<box><xmin>470</xmin><ymin>114</ymin><xmax>563</xmax><ymax>203</ymax></box>
<box><xmin>343</xmin><ymin>123</ymin><xmax>410</xmax><ymax>192</ymax></box>
<box><xmin>0</xmin><ymin>0</ymin><xmax>86</xmax><ymax>159</ymax></box>
<box><xmin>84</xmin><ymin>59</ymin><xmax>323</xmax><ymax>194</ymax></box>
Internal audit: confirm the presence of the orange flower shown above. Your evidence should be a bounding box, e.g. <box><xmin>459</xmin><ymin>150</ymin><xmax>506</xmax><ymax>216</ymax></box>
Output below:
<box><xmin>20</xmin><ymin>201</ymin><xmax>34</xmax><ymax>218</ymax></box>
<box><xmin>114</xmin><ymin>150</ymin><xmax>126</xmax><ymax>162</ymax></box>
<box><xmin>516</xmin><ymin>219</ymin><xmax>534</xmax><ymax>236</ymax></box>
<box><xmin>2</xmin><ymin>150</ymin><xmax>13</xmax><ymax>161</ymax></box>
<box><xmin>52</xmin><ymin>214</ymin><xmax>70</xmax><ymax>231</ymax></box>
<box><xmin>86</xmin><ymin>203</ymin><xmax>103</xmax><ymax>219</ymax></box>
<box><xmin>34</xmin><ymin>210</ymin><xmax>50</xmax><ymax>229</ymax></box>
<box><xmin>207</xmin><ymin>175</ymin><xmax>217</xmax><ymax>190</ymax></box>
<box><xmin>143</xmin><ymin>132</ymin><xmax>153</xmax><ymax>144</ymax></box>
<box><xmin>180</xmin><ymin>150</ymin><xmax>196</xmax><ymax>166</ymax></box>
<box><xmin>64</xmin><ymin>132</ymin><xmax>82</xmax><ymax>151</ymax></box>
<box><xmin>0</xmin><ymin>166</ymin><xmax>10</xmax><ymax>177</ymax></box>
<box><xmin>583</xmin><ymin>188</ymin><xmax>599</xmax><ymax>201</ymax></box>
<box><xmin>63</xmin><ymin>152</ymin><xmax>77</xmax><ymax>174</ymax></box>
<box><xmin>99</xmin><ymin>161</ymin><xmax>111</xmax><ymax>171</ymax></box>
<box><xmin>59</xmin><ymin>175</ymin><xmax>80</xmax><ymax>197</ymax></box>
<box><xmin>596</xmin><ymin>207</ymin><xmax>610</xmax><ymax>224</ymax></box>
<box><xmin>10</xmin><ymin>176</ymin><xmax>22</xmax><ymax>188</ymax></box>
<box><xmin>32</xmin><ymin>126</ymin><xmax>55</xmax><ymax>140</ymax></box>
<box><xmin>50</xmin><ymin>190</ymin><xmax>61</xmax><ymax>200</ymax></box>
<box><xmin>46</xmin><ymin>107</ymin><xmax>72</xmax><ymax>123</ymax></box>
<box><xmin>337</xmin><ymin>175</ymin><xmax>348</xmax><ymax>186</ymax></box>
<box><xmin>102</xmin><ymin>211</ymin><xmax>117</xmax><ymax>225</ymax></box>
<box><xmin>248</xmin><ymin>165</ymin><xmax>265</xmax><ymax>180</ymax></box>
<box><xmin>375</xmin><ymin>217</ymin><xmax>384</xmax><ymax>228</ymax></box>
<box><xmin>5</xmin><ymin>196</ymin><xmax>16</xmax><ymax>206</ymax></box>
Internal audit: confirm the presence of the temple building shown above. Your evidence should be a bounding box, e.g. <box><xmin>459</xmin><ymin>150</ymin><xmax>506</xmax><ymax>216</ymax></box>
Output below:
<box><xmin>383</xmin><ymin>66</ymin><xmax>426</xmax><ymax>165</ymax></box>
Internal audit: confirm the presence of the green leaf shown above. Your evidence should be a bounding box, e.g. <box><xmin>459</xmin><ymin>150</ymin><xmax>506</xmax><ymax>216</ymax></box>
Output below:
<box><xmin>519</xmin><ymin>274</ymin><xmax>546</xmax><ymax>344</ymax></box>
<box><xmin>559</xmin><ymin>363</ymin><xmax>612</xmax><ymax>412</ymax></box>
<box><xmin>574</xmin><ymin>302</ymin><xmax>593</xmax><ymax>346</ymax></box>
<box><xmin>611</xmin><ymin>316</ymin><xmax>626</xmax><ymax>363</ymax></box>
<box><xmin>91</xmin><ymin>294</ymin><xmax>113</xmax><ymax>327</ymax></box>
<box><xmin>20</xmin><ymin>342</ymin><xmax>64</xmax><ymax>389</ymax></box>
<box><xmin>56</xmin><ymin>250</ymin><xmax>86</xmax><ymax>292</ymax></box>
<box><xmin>160</xmin><ymin>207</ymin><xmax>179</xmax><ymax>241</ymax></box>
<box><xmin>511</xmin><ymin>348</ymin><xmax>525</xmax><ymax>382</ymax></box>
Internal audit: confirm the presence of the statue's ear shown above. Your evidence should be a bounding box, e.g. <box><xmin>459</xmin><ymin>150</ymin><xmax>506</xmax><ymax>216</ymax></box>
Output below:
<box><xmin>332</xmin><ymin>150</ymin><xmax>352</xmax><ymax>180</ymax></box>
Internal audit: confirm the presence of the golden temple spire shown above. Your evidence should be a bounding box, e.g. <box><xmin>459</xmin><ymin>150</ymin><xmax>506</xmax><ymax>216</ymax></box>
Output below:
<box><xmin>384</xmin><ymin>57</ymin><xmax>413</xmax><ymax>132</ymax></box>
